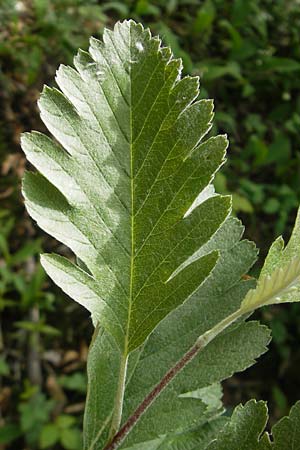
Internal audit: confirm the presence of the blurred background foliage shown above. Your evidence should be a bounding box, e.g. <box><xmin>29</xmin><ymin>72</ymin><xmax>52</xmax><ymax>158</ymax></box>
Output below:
<box><xmin>1</xmin><ymin>0</ymin><xmax>300</xmax><ymax>448</ymax></box>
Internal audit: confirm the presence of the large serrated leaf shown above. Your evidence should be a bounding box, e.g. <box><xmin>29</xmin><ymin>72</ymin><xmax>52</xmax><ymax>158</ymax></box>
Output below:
<box><xmin>22</xmin><ymin>20</ymin><xmax>230</xmax><ymax>355</ymax></box>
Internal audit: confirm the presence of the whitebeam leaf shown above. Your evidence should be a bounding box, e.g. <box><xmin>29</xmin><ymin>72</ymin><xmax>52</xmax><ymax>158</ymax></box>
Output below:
<box><xmin>272</xmin><ymin>401</ymin><xmax>300</xmax><ymax>449</ymax></box>
<box><xmin>21</xmin><ymin>20</ymin><xmax>230</xmax><ymax>354</ymax></box>
<box><xmin>206</xmin><ymin>400</ymin><xmax>269</xmax><ymax>450</ymax></box>
<box><xmin>241</xmin><ymin>208</ymin><xmax>300</xmax><ymax>312</ymax></box>
<box><xmin>207</xmin><ymin>400</ymin><xmax>300</xmax><ymax>450</ymax></box>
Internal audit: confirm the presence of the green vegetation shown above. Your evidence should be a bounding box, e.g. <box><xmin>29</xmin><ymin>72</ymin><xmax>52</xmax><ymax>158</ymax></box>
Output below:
<box><xmin>1</xmin><ymin>1</ymin><xmax>300</xmax><ymax>449</ymax></box>
<box><xmin>21</xmin><ymin>19</ymin><xmax>300</xmax><ymax>450</ymax></box>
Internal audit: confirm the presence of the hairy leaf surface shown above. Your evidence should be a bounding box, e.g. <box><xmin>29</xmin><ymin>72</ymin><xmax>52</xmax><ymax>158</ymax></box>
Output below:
<box><xmin>22</xmin><ymin>20</ymin><xmax>230</xmax><ymax>355</ymax></box>
<box><xmin>272</xmin><ymin>401</ymin><xmax>300</xmax><ymax>449</ymax></box>
<box><xmin>207</xmin><ymin>400</ymin><xmax>300</xmax><ymax>450</ymax></box>
<box><xmin>207</xmin><ymin>400</ymin><xmax>269</xmax><ymax>450</ymax></box>
<box><xmin>83</xmin><ymin>218</ymin><xmax>270</xmax><ymax>449</ymax></box>
<box><xmin>122</xmin><ymin>417</ymin><xmax>228</xmax><ymax>450</ymax></box>
<box><xmin>241</xmin><ymin>208</ymin><xmax>300</xmax><ymax>312</ymax></box>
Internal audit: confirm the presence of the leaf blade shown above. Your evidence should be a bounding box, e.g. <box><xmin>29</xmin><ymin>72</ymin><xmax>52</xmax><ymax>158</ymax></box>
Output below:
<box><xmin>22</xmin><ymin>19</ymin><xmax>231</xmax><ymax>352</ymax></box>
<box><xmin>241</xmin><ymin>208</ymin><xmax>300</xmax><ymax>312</ymax></box>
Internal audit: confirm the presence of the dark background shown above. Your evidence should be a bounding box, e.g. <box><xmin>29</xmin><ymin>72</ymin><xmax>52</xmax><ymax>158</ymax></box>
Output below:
<box><xmin>1</xmin><ymin>1</ymin><xmax>300</xmax><ymax>448</ymax></box>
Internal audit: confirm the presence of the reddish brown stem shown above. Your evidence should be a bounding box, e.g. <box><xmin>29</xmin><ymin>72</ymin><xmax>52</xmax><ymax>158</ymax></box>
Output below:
<box><xmin>103</xmin><ymin>340</ymin><xmax>203</xmax><ymax>450</ymax></box>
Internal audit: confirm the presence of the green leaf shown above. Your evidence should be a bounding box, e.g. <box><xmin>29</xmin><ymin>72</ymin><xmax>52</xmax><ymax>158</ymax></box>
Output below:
<box><xmin>19</xmin><ymin>393</ymin><xmax>55</xmax><ymax>446</ymax></box>
<box><xmin>260</xmin><ymin>56</ymin><xmax>300</xmax><ymax>73</ymax></box>
<box><xmin>272</xmin><ymin>401</ymin><xmax>300</xmax><ymax>449</ymax></box>
<box><xmin>232</xmin><ymin>193</ymin><xmax>254</xmax><ymax>214</ymax></box>
<box><xmin>198</xmin><ymin>61</ymin><xmax>242</xmax><ymax>81</ymax></box>
<box><xmin>0</xmin><ymin>356</ymin><xmax>10</xmax><ymax>376</ymax></box>
<box><xmin>22</xmin><ymin>20</ymin><xmax>231</xmax><ymax>444</ymax></box>
<box><xmin>207</xmin><ymin>400</ymin><xmax>300</xmax><ymax>450</ymax></box>
<box><xmin>0</xmin><ymin>424</ymin><xmax>22</xmax><ymax>445</ymax></box>
<box><xmin>22</xmin><ymin>20</ymin><xmax>230</xmax><ymax>354</ymax></box>
<box><xmin>193</xmin><ymin>0</ymin><xmax>216</xmax><ymax>34</ymax></box>
<box><xmin>58</xmin><ymin>373</ymin><xmax>87</xmax><ymax>394</ymax></box>
<box><xmin>83</xmin><ymin>327</ymin><xmax>121</xmax><ymax>446</ymax></box>
<box><xmin>60</xmin><ymin>428</ymin><xmax>82</xmax><ymax>450</ymax></box>
<box><xmin>9</xmin><ymin>238</ymin><xmax>42</xmax><ymax>265</ymax></box>
<box><xmin>40</xmin><ymin>424</ymin><xmax>60</xmax><ymax>448</ymax></box>
<box><xmin>241</xmin><ymin>208</ymin><xmax>300</xmax><ymax>312</ymax></box>
<box><xmin>56</xmin><ymin>415</ymin><xmax>77</xmax><ymax>429</ymax></box>
<box><xmin>206</xmin><ymin>400</ymin><xmax>269</xmax><ymax>450</ymax></box>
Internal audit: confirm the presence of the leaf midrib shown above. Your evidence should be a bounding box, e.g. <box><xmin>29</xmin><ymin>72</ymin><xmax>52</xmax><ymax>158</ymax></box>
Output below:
<box><xmin>108</xmin><ymin>21</ymin><xmax>134</xmax><ymax>441</ymax></box>
<box><xmin>244</xmin><ymin>257</ymin><xmax>300</xmax><ymax>311</ymax></box>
